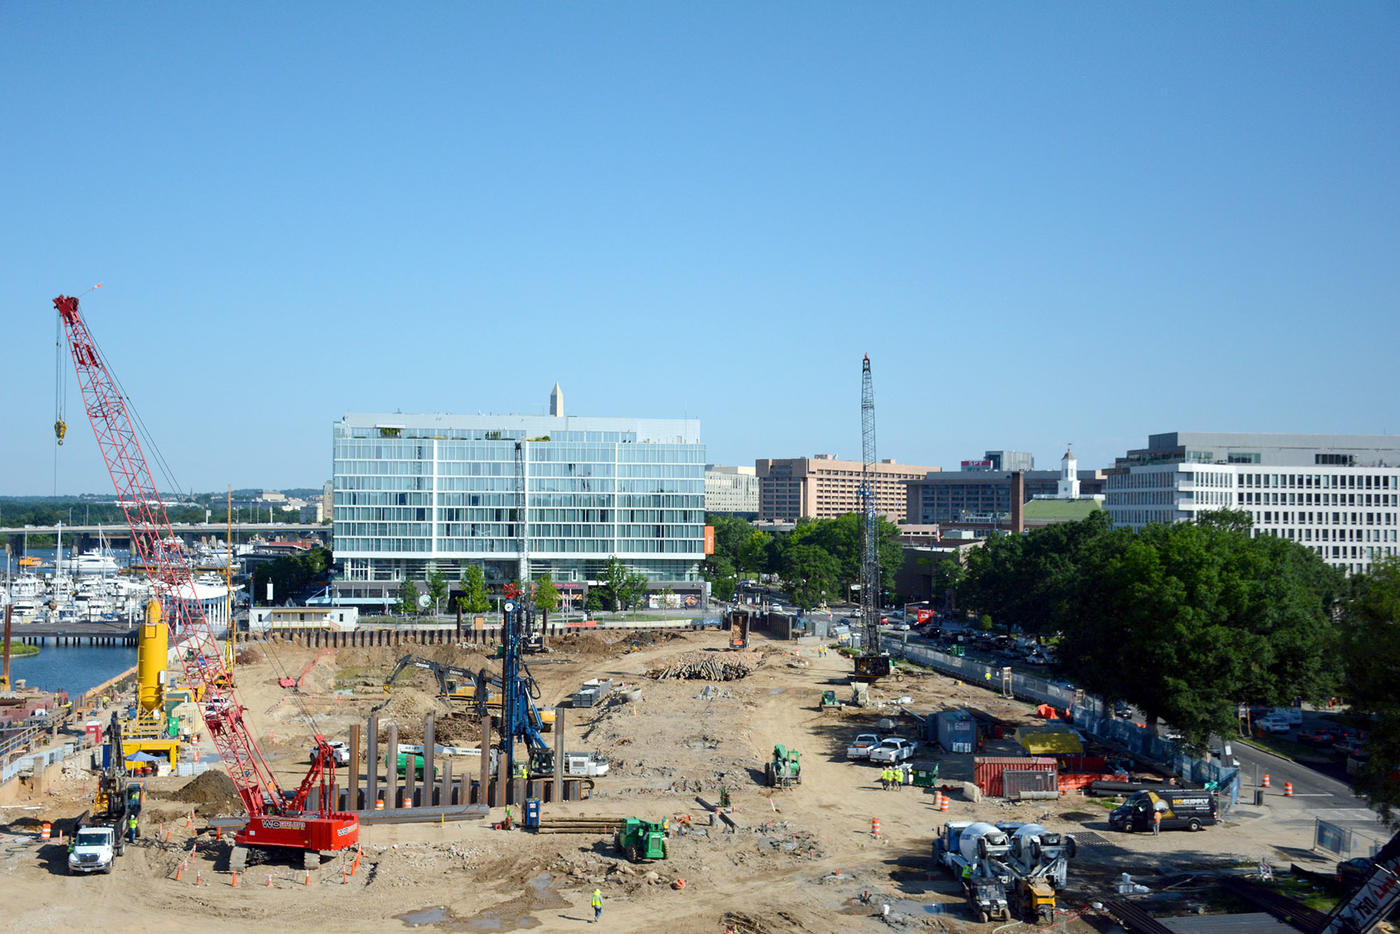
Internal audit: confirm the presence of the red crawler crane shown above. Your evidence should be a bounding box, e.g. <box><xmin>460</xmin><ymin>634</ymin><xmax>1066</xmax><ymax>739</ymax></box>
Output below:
<box><xmin>55</xmin><ymin>295</ymin><xmax>358</xmax><ymax>869</ymax></box>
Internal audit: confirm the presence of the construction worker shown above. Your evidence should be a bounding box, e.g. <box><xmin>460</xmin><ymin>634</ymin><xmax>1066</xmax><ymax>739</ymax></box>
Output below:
<box><xmin>126</xmin><ymin>813</ymin><xmax>138</xmax><ymax>843</ymax></box>
<box><xmin>879</xmin><ymin>767</ymin><xmax>890</xmax><ymax>791</ymax></box>
<box><xmin>591</xmin><ymin>888</ymin><xmax>603</xmax><ymax>923</ymax></box>
<box><xmin>1152</xmin><ymin>808</ymin><xmax>1162</xmax><ymax>836</ymax></box>
<box><xmin>960</xmin><ymin>862</ymin><xmax>972</xmax><ymax>891</ymax></box>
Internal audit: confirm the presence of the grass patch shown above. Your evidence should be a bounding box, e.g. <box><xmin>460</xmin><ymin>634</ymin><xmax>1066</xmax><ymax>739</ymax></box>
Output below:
<box><xmin>1238</xmin><ymin>734</ymin><xmax>1333</xmax><ymax>764</ymax></box>
<box><xmin>8</xmin><ymin>643</ymin><xmax>40</xmax><ymax>658</ymax></box>
<box><xmin>1260</xmin><ymin>872</ymin><xmax>1340</xmax><ymax>913</ymax></box>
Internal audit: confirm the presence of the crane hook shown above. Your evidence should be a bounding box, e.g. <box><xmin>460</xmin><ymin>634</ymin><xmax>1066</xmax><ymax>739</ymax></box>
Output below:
<box><xmin>54</xmin><ymin>419</ymin><xmax>67</xmax><ymax>445</ymax></box>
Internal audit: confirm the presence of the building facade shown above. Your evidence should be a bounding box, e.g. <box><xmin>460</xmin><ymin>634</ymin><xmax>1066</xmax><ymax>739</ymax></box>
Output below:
<box><xmin>907</xmin><ymin>456</ymin><xmax>1107</xmax><ymax>525</ymax></box>
<box><xmin>332</xmin><ymin>411</ymin><xmax>706</xmax><ymax>607</ymax></box>
<box><xmin>1104</xmin><ymin>432</ymin><xmax>1400</xmax><ymax>574</ymax></box>
<box><xmin>755</xmin><ymin>455</ymin><xmax>939</xmax><ymax>523</ymax></box>
<box><xmin>705</xmin><ymin>465</ymin><xmax>759</xmax><ymax>515</ymax></box>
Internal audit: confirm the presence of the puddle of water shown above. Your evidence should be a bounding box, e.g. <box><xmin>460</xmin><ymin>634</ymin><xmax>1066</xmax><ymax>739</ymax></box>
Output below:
<box><xmin>397</xmin><ymin>906</ymin><xmax>453</xmax><ymax>927</ymax></box>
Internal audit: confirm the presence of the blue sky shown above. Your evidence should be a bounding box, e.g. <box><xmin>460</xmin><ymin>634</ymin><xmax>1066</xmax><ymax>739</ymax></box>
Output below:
<box><xmin>3</xmin><ymin>3</ymin><xmax>1397</xmax><ymax>495</ymax></box>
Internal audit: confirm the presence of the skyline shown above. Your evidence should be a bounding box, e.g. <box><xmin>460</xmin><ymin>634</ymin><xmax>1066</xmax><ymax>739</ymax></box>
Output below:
<box><xmin>5</xmin><ymin>4</ymin><xmax>1397</xmax><ymax>495</ymax></box>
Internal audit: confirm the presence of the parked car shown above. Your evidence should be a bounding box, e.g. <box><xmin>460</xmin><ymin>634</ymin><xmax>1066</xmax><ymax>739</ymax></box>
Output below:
<box><xmin>1336</xmin><ymin>856</ymin><xmax>1374</xmax><ymax>891</ymax></box>
<box><xmin>868</xmin><ymin>738</ymin><xmax>917</xmax><ymax>765</ymax></box>
<box><xmin>1113</xmin><ymin>702</ymin><xmax>1134</xmax><ymax>720</ymax></box>
<box><xmin>1296</xmin><ymin>728</ymin><xmax>1336</xmax><ymax>747</ymax></box>
<box><xmin>1256</xmin><ymin>716</ymin><xmax>1292</xmax><ymax>734</ymax></box>
<box><xmin>846</xmin><ymin>734</ymin><xmax>882</xmax><ymax>760</ymax></box>
<box><xmin>310</xmin><ymin>740</ymin><xmax>352</xmax><ymax>766</ymax></box>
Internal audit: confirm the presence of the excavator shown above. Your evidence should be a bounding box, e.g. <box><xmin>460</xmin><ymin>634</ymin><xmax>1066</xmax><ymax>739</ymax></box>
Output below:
<box><xmin>383</xmin><ymin>655</ymin><xmax>495</xmax><ymax>704</ymax></box>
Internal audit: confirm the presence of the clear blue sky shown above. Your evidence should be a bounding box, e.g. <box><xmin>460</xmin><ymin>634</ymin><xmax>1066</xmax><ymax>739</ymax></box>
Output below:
<box><xmin>3</xmin><ymin>3</ymin><xmax>1397</xmax><ymax>496</ymax></box>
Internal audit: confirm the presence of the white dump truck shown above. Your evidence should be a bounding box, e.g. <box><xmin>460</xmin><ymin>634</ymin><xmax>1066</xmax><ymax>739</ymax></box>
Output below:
<box><xmin>68</xmin><ymin>824</ymin><xmax>118</xmax><ymax>875</ymax></box>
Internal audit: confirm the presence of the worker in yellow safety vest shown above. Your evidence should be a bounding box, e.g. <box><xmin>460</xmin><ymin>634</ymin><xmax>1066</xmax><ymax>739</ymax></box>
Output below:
<box><xmin>591</xmin><ymin>888</ymin><xmax>603</xmax><ymax>923</ymax></box>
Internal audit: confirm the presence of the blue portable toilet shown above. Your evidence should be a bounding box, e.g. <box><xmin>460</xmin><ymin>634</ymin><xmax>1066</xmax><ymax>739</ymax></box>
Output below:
<box><xmin>524</xmin><ymin>797</ymin><xmax>541</xmax><ymax>830</ymax></box>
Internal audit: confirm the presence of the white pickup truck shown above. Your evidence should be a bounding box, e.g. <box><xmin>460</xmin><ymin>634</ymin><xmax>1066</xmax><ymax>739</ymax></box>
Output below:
<box><xmin>846</xmin><ymin>734</ymin><xmax>882</xmax><ymax>760</ymax></box>
<box><xmin>868</xmin><ymin>737</ymin><xmax>917</xmax><ymax>765</ymax></box>
<box><xmin>68</xmin><ymin>824</ymin><xmax>117</xmax><ymax>875</ymax></box>
<box><xmin>309</xmin><ymin>741</ymin><xmax>352</xmax><ymax>766</ymax></box>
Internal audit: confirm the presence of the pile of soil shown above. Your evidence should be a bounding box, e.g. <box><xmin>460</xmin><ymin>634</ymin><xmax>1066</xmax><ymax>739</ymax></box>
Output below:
<box><xmin>167</xmin><ymin>769</ymin><xmax>241</xmax><ymax>812</ymax></box>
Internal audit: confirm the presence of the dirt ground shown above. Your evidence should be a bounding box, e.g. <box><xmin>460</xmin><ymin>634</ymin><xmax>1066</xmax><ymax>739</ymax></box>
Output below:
<box><xmin>0</xmin><ymin>628</ymin><xmax>1313</xmax><ymax>933</ymax></box>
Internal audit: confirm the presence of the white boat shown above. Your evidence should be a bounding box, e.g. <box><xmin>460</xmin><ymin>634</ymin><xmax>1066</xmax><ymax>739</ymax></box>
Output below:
<box><xmin>64</xmin><ymin>549</ymin><xmax>123</xmax><ymax>575</ymax></box>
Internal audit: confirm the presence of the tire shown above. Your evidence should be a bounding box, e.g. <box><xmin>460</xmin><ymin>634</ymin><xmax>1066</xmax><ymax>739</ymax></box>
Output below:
<box><xmin>627</xmin><ymin>843</ymin><xmax>640</xmax><ymax>863</ymax></box>
<box><xmin>978</xmin><ymin>910</ymin><xmax>989</xmax><ymax>924</ymax></box>
<box><xmin>1187</xmin><ymin>818</ymin><xmax>1202</xmax><ymax>832</ymax></box>
<box><xmin>1065</xmin><ymin>837</ymin><xmax>1077</xmax><ymax>859</ymax></box>
<box><xmin>1000</xmin><ymin>909</ymin><xmax>1010</xmax><ymax>922</ymax></box>
<box><xmin>660</xmin><ymin>840</ymin><xmax>667</xmax><ymax>860</ymax></box>
<box><xmin>104</xmin><ymin>862</ymin><xmax>114</xmax><ymax>875</ymax></box>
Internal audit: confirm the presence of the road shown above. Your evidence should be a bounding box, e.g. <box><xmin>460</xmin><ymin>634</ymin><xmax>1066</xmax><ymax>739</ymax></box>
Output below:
<box><xmin>1231</xmin><ymin>733</ymin><xmax>1391</xmax><ymax>858</ymax></box>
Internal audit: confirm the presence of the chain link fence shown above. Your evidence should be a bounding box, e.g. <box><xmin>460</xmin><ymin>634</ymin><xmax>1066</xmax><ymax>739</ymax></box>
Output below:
<box><xmin>880</xmin><ymin>633</ymin><xmax>1240</xmax><ymax>809</ymax></box>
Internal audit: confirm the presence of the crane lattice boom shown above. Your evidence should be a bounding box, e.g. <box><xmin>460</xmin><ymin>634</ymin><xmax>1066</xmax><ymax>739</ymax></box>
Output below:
<box><xmin>56</xmin><ymin>294</ymin><xmax>356</xmax><ymax>854</ymax></box>
<box><xmin>856</xmin><ymin>354</ymin><xmax>889</xmax><ymax>678</ymax></box>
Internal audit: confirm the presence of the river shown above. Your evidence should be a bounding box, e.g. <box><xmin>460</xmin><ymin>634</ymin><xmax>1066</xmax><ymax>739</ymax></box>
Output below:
<box><xmin>7</xmin><ymin>644</ymin><xmax>136</xmax><ymax>697</ymax></box>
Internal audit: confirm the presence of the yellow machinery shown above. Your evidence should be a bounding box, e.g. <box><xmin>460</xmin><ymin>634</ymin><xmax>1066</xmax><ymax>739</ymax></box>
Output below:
<box><xmin>122</xmin><ymin>600</ymin><xmax>181</xmax><ymax>767</ymax></box>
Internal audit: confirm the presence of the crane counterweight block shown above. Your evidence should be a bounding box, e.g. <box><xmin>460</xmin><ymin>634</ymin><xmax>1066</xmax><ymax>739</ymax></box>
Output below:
<box><xmin>55</xmin><ymin>292</ymin><xmax>359</xmax><ymax>857</ymax></box>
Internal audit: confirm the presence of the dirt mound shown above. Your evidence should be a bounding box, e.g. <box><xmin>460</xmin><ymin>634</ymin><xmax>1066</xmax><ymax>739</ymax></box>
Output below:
<box><xmin>374</xmin><ymin>686</ymin><xmax>453</xmax><ymax>726</ymax></box>
<box><xmin>167</xmin><ymin>769</ymin><xmax>241</xmax><ymax>811</ymax></box>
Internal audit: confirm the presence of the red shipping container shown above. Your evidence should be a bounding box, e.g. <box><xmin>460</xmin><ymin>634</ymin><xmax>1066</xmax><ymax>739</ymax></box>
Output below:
<box><xmin>974</xmin><ymin>756</ymin><xmax>1058</xmax><ymax>797</ymax></box>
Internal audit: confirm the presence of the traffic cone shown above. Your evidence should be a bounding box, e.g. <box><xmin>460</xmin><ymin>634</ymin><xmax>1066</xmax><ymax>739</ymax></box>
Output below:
<box><xmin>175</xmin><ymin>863</ymin><xmax>184</xmax><ymax>882</ymax></box>
<box><xmin>40</xmin><ymin>822</ymin><xmax>51</xmax><ymax>841</ymax></box>
<box><xmin>939</xmin><ymin>793</ymin><xmax>950</xmax><ymax>813</ymax></box>
<box><xmin>231</xmin><ymin>870</ymin><xmax>238</xmax><ymax>887</ymax></box>
<box><xmin>1262</xmin><ymin>773</ymin><xmax>1271</xmax><ymax>788</ymax></box>
<box><xmin>304</xmin><ymin>871</ymin><xmax>311</xmax><ymax>886</ymax></box>
<box><xmin>267</xmin><ymin>874</ymin><xmax>274</xmax><ymax>888</ymax></box>
<box><xmin>196</xmin><ymin>871</ymin><xmax>203</xmax><ymax>886</ymax></box>
<box><xmin>870</xmin><ymin>818</ymin><xmax>881</xmax><ymax>838</ymax></box>
<box><xmin>1284</xmin><ymin>781</ymin><xmax>1294</xmax><ymax>797</ymax></box>
<box><xmin>375</xmin><ymin>798</ymin><xmax>384</xmax><ymax>811</ymax></box>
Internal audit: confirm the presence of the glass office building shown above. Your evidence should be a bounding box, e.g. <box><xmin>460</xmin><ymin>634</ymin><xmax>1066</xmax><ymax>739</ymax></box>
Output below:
<box><xmin>332</xmin><ymin>412</ymin><xmax>705</xmax><ymax>606</ymax></box>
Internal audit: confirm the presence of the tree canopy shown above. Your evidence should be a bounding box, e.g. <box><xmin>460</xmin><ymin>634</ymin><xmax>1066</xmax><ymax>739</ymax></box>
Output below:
<box><xmin>456</xmin><ymin>564</ymin><xmax>490</xmax><ymax>614</ymax></box>
<box><xmin>962</xmin><ymin>514</ymin><xmax>1343</xmax><ymax>749</ymax></box>
<box><xmin>1339</xmin><ymin>556</ymin><xmax>1400</xmax><ymax>823</ymax></box>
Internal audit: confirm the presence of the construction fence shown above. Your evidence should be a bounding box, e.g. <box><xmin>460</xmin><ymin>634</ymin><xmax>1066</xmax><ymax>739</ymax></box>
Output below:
<box><xmin>878</xmin><ymin>634</ymin><xmax>1241</xmax><ymax>810</ymax></box>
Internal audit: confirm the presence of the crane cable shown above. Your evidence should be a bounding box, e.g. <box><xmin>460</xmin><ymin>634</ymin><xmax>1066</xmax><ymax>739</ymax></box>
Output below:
<box><xmin>65</xmin><ymin>291</ymin><xmax>326</xmax><ymax>740</ymax></box>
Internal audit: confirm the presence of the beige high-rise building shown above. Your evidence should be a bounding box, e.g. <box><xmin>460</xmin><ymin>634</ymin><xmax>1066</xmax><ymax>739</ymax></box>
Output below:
<box><xmin>756</xmin><ymin>455</ymin><xmax>940</xmax><ymax>523</ymax></box>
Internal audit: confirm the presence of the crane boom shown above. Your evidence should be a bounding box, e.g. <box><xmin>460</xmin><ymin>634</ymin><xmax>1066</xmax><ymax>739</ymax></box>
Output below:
<box><xmin>55</xmin><ymin>294</ymin><xmax>357</xmax><ymax>856</ymax></box>
<box><xmin>854</xmin><ymin>354</ymin><xmax>891</xmax><ymax>680</ymax></box>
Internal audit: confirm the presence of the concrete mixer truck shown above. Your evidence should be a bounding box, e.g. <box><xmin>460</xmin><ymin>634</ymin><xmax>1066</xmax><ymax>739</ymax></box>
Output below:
<box><xmin>932</xmin><ymin>821</ymin><xmax>1013</xmax><ymax>923</ymax></box>
<box><xmin>996</xmin><ymin>822</ymin><xmax>1077</xmax><ymax>924</ymax></box>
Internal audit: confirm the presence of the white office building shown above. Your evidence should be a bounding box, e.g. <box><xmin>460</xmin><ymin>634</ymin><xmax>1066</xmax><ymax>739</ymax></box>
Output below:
<box><xmin>1104</xmin><ymin>432</ymin><xmax>1400</xmax><ymax>574</ymax></box>
<box><xmin>705</xmin><ymin>465</ymin><xmax>759</xmax><ymax>515</ymax></box>
<box><xmin>332</xmin><ymin>407</ymin><xmax>706</xmax><ymax>608</ymax></box>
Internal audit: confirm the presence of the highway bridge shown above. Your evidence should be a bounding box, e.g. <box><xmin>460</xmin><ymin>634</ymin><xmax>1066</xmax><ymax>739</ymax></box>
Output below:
<box><xmin>0</xmin><ymin>522</ymin><xmax>330</xmax><ymax>548</ymax></box>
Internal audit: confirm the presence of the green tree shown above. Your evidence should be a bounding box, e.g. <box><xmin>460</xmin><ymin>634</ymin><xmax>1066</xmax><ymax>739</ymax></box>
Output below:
<box><xmin>1055</xmin><ymin>521</ymin><xmax>1340</xmax><ymax>748</ymax></box>
<box><xmin>712</xmin><ymin>576</ymin><xmax>736</xmax><ymax>603</ymax></box>
<box><xmin>978</xmin><ymin>613</ymin><xmax>994</xmax><ymax>632</ymax></box>
<box><xmin>782</xmin><ymin>544</ymin><xmax>842</xmax><ymax>610</ymax></box>
<box><xmin>426</xmin><ymin>568</ymin><xmax>449</xmax><ymax>616</ymax></box>
<box><xmin>930</xmin><ymin>558</ymin><xmax>967</xmax><ymax>612</ymax></box>
<box><xmin>397</xmin><ymin>579</ymin><xmax>420</xmax><ymax>616</ymax></box>
<box><xmin>1339</xmin><ymin>556</ymin><xmax>1400</xmax><ymax>824</ymax></box>
<box><xmin>737</xmin><ymin>529</ymin><xmax>772</xmax><ymax>577</ymax></box>
<box><xmin>600</xmin><ymin>556</ymin><xmax>630</xmax><ymax>611</ymax></box>
<box><xmin>584</xmin><ymin>588</ymin><xmax>604</xmax><ymax>613</ymax></box>
<box><xmin>534</xmin><ymin>573</ymin><xmax>560</xmax><ymax>627</ymax></box>
<box><xmin>457</xmin><ymin>564</ymin><xmax>490</xmax><ymax>614</ymax></box>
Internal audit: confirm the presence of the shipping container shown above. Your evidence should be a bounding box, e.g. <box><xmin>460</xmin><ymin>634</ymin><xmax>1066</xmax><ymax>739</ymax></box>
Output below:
<box><xmin>973</xmin><ymin>756</ymin><xmax>1058</xmax><ymax>797</ymax></box>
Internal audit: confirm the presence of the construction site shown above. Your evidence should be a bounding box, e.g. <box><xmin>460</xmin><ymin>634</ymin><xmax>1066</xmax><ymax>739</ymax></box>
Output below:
<box><xmin>1</xmin><ymin>296</ymin><xmax>1393</xmax><ymax>934</ymax></box>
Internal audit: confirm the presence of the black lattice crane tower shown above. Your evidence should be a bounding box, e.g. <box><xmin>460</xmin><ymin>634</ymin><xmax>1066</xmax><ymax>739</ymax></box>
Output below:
<box><xmin>854</xmin><ymin>354</ymin><xmax>891</xmax><ymax>680</ymax></box>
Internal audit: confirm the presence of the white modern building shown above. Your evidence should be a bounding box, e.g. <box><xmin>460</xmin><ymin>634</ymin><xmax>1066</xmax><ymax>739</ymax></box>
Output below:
<box><xmin>331</xmin><ymin>406</ymin><xmax>706</xmax><ymax>608</ymax></box>
<box><xmin>705</xmin><ymin>465</ymin><xmax>759</xmax><ymax>515</ymax></box>
<box><xmin>1104</xmin><ymin>432</ymin><xmax>1400</xmax><ymax>574</ymax></box>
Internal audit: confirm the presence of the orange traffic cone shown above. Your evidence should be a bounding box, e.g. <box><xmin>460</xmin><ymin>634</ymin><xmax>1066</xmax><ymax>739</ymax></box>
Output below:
<box><xmin>304</xmin><ymin>871</ymin><xmax>311</xmax><ymax>886</ymax></box>
<box><xmin>938</xmin><ymin>793</ymin><xmax>950</xmax><ymax>813</ymax></box>
<box><xmin>870</xmin><ymin>818</ymin><xmax>881</xmax><ymax>838</ymax></box>
<box><xmin>1284</xmin><ymin>781</ymin><xmax>1294</xmax><ymax>797</ymax></box>
<box><xmin>1262</xmin><ymin>773</ymin><xmax>1271</xmax><ymax>788</ymax></box>
<box><xmin>230</xmin><ymin>870</ymin><xmax>238</xmax><ymax>887</ymax></box>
